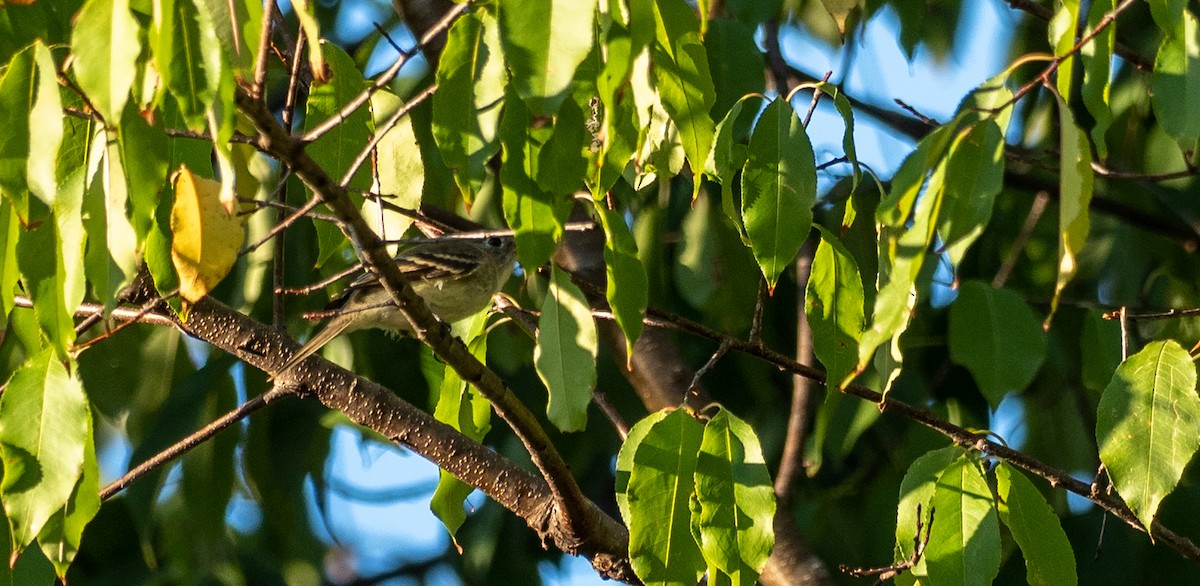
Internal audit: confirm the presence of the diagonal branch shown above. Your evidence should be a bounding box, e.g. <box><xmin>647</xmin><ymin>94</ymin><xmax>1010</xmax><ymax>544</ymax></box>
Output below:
<box><xmin>234</xmin><ymin>86</ymin><xmax>602</xmax><ymax>558</ymax></box>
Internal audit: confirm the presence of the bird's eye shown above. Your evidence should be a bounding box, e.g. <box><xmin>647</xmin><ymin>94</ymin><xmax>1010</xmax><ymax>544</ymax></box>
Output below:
<box><xmin>486</xmin><ymin>236</ymin><xmax>503</xmax><ymax>248</ymax></box>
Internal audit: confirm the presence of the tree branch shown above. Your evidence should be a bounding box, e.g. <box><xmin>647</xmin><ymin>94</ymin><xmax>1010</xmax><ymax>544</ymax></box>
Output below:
<box><xmin>234</xmin><ymin>86</ymin><xmax>606</xmax><ymax>566</ymax></box>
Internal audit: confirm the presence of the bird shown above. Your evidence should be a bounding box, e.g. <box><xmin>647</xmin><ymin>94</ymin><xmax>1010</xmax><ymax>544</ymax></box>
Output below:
<box><xmin>277</xmin><ymin>235</ymin><xmax>517</xmax><ymax>375</ymax></box>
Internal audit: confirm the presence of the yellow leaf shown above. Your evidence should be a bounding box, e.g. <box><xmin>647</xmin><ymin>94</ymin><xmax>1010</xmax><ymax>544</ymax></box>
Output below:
<box><xmin>170</xmin><ymin>165</ymin><xmax>245</xmax><ymax>307</ymax></box>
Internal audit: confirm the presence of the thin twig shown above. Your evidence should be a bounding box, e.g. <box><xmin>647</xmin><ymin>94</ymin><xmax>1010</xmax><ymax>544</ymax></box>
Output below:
<box><xmin>100</xmin><ymin>386</ymin><xmax>291</xmax><ymax>500</ymax></box>
<box><xmin>299</xmin><ymin>3</ymin><xmax>467</xmax><ymax>144</ymax></box>
<box><xmin>252</xmin><ymin>0</ymin><xmax>277</xmax><ymax>98</ymax></box>
<box><xmin>993</xmin><ymin>191</ymin><xmax>1050</xmax><ymax>288</ymax></box>
<box><xmin>801</xmin><ymin>71</ymin><xmax>832</xmax><ymax>127</ymax></box>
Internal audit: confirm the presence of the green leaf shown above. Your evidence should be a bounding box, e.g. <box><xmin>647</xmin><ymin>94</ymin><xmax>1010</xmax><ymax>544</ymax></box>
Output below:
<box><xmin>594</xmin><ymin>200</ymin><xmax>647</xmax><ymax>355</ymax></box>
<box><xmin>431</xmin><ymin>319</ymin><xmax>492</xmax><ymax>540</ymax></box>
<box><xmin>857</xmin><ymin>161</ymin><xmax>946</xmax><ymax>386</ymax></box>
<box><xmin>938</xmin><ymin>121</ymin><xmax>1005</xmax><ymax>266</ymax></box>
<box><xmin>652</xmin><ymin>38</ymin><xmax>716</xmax><ymax>196</ymax></box>
<box><xmin>894</xmin><ymin>447</ymin><xmax>960</xmax><ymax>585</ymax></box>
<box><xmin>925</xmin><ymin>455</ymin><xmax>1001</xmax><ymax>586</ymax></box>
<box><xmin>1151</xmin><ymin>9</ymin><xmax>1200</xmax><ymax>149</ymax></box>
<box><xmin>192</xmin><ymin>0</ymin><xmax>262</xmax><ymax>77</ymax></box>
<box><xmin>1081</xmin><ymin>0</ymin><xmax>1115</xmax><ymax>157</ymax></box>
<box><xmin>706</xmin><ymin>94</ymin><xmax>760</xmax><ymax>189</ymax></box>
<box><xmin>37</xmin><ymin>408</ymin><xmax>100</xmax><ymax>580</ymax></box>
<box><xmin>498</xmin><ymin>0</ymin><xmax>597</xmax><ymax>115</ymax></box>
<box><xmin>150</xmin><ymin>0</ymin><xmax>222</xmax><ymax>129</ymax></box>
<box><xmin>432</xmin><ymin>11</ymin><xmax>505</xmax><ymax>201</ymax></box>
<box><xmin>1048</xmin><ymin>0</ymin><xmax>1081</xmax><ymax>102</ymax></box>
<box><xmin>500</xmin><ymin>93</ymin><xmax>571</xmax><ymax>270</ymax></box>
<box><xmin>1096</xmin><ymin>340</ymin><xmax>1200</xmax><ymax>531</ymax></box>
<box><xmin>536</xmin><ymin>97</ymin><xmax>589</xmax><ymax>195</ymax></box>
<box><xmin>692</xmin><ymin>409</ymin><xmax>775</xmax><ymax>582</ymax></box>
<box><xmin>289</xmin><ymin>0</ymin><xmax>326</xmax><ymax>84</ymax></box>
<box><xmin>368</xmin><ymin>90</ymin><xmax>423</xmax><ymax>251</ymax></box>
<box><xmin>16</xmin><ymin>221</ymin><xmax>75</xmax><ymax>358</ymax></box>
<box><xmin>1050</xmin><ymin>94</ymin><xmax>1094</xmax><ymax>322</ymax></box>
<box><xmin>117</xmin><ymin>105</ymin><xmax>169</xmax><ymax>245</ymax></box>
<box><xmin>26</xmin><ymin>42</ymin><xmax>62</xmax><ymax>209</ymax></box>
<box><xmin>622</xmin><ymin>409</ymin><xmax>706</xmax><ymax>586</ymax></box>
<box><xmin>1148</xmin><ymin>0</ymin><xmax>1188</xmax><ymax>39</ymax></box>
<box><xmin>995</xmin><ymin>463</ymin><xmax>1077</xmax><ymax>586</ymax></box>
<box><xmin>740</xmin><ymin>99</ymin><xmax>817</xmax><ymax>290</ymax></box>
<box><xmin>0</xmin><ymin>200</ymin><xmax>19</xmax><ymax>327</ymax></box>
<box><xmin>806</xmin><ymin>227</ymin><xmax>865</xmax><ymax>388</ymax></box>
<box><xmin>704</xmin><ymin>20</ymin><xmax>764</xmax><ymax>118</ymax></box>
<box><xmin>615</xmin><ymin>409</ymin><xmax>670</xmax><ymax>523</ymax></box>
<box><xmin>811</xmin><ymin>82</ymin><xmax>861</xmax><ymax>190</ymax></box>
<box><xmin>535</xmin><ymin>266</ymin><xmax>598</xmax><ymax>432</ymax></box>
<box><xmin>304</xmin><ymin>42</ymin><xmax>372</xmax><ymax>266</ymax></box>
<box><xmin>0</xmin><ymin>350</ymin><xmax>90</xmax><ymax>551</ymax></box>
<box><xmin>819</xmin><ymin>0</ymin><xmax>858</xmax><ymax>35</ymax></box>
<box><xmin>1081</xmin><ymin>309</ymin><xmax>1122</xmax><ymax>391</ymax></box>
<box><xmin>71</xmin><ymin>0</ymin><xmax>141</xmax><ymax>124</ymax></box>
<box><xmin>0</xmin><ymin>46</ymin><xmax>35</xmax><ymax>218</ymax></box>
<box><xmin>948</xmin><ymin>281</ymin><xmax>1047</xmax><ymax>407</ymax></box>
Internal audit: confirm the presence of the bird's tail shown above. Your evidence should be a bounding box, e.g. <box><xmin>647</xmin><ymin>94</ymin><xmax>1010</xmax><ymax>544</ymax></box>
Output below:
<box><xmin>275</xmin><ymin>318</ymin><xmax>353</xmax><ymax>377</ymax></box>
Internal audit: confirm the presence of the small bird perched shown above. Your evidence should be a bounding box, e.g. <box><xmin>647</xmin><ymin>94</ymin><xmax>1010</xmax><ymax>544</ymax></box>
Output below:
<box><xmin>278</xmin><ymin>235</ymin><xmax>517</xmax><ymax>375</ymax></box>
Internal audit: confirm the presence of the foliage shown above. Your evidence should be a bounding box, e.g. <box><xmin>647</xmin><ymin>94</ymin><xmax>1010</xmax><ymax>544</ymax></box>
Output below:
<box><xmin>1</xmin><ymin>0</ymin><xmax>1200</xmax><ymax>584</ymax></box>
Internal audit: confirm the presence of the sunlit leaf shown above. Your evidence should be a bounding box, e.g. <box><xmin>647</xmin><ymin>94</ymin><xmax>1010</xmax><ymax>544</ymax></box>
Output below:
<box><xmin>594</xmin><ymin>200</ymin><xmax>647</xmax><ymax>355</ymax></box>
<box><xmin>150</xmin><ymin>0</ymin><xmax>222</xmax><ymax>129</ymax></box>
<box><xmin>369</xmin><ymin>90</ymin><xmax>423</xmax><ymax>253</ymax></box>
<box><xmin>1151</xmin><ymin>10</ymin><xmax>1200</xmax><ymax>149</ymax></box>
<box><xmin>290</xmin><ymin>0</ymin><xmax>327</xmax><ymax>83</ymax></box>
<box><xmin>431</xmin><ymin>317</ymin><xmax>491</xmax><ymax>542</ymax></box>
<box><xmin>806</xmin><ymin>226</ymin><xmax>864</xmax><ymax>388</ymax></box>
<box><xmin>304</xmin><ymin>42</ymin><xmax>372</xmax><ymax>266</ymax></box>
<box><xmin>500</xmin><ymin>92</ymin><xmax>571</xmax><ymax>270</ymax></box>
<box><xmin>1049</xmin><ymin>94</ymin><xmax>1093</xmax><ymax>323</ymax></box>
<box><xmin>16</xmin><ymin>220</ymin><xmax>75</xmax><ymax>358</ymax></box>
<box><xmin>894</xmin><ymin>447</ymin><xmax>960</xmax><ymax>585</ymax></box>
<box><xmin>938</xmin><ymin>121</ymin><xmax>1005</xmax><ymax>266</ymax></box>
<box><xmin>170</xmin><ymin>165</ymin><xmax>246</xmax><ymax>308</ymax></box>
<box><xmin>0</xmin><ymin>350</ymin><xmax>90</xmax><ymax>552</ymax></box>
<box><xmin>995</xmin><ymin>463</ymin><xmax>1077</xmax><ymax>586</ymax></box>
<box><xmin>535</xmin><ymin>266</ymin><xmax>597</xmax><ymax>432</ymax></box>
<box><xmin>432</xmin><ymin>10</ymin><xmax>505</xmax><ymax>201</ymax></box>
<box><xmin>621</xmin><ymin>409</ymin><xmax>706</xmax><ymax>586</ymax></box>
<box><xmin>926</xmin><ymin>455</ymin><xmax>1001</xmax><ymax>586</ymax></box>
<box><xmin>1096</xmin><ymin>340</ymin><xmax>1200</xmax><ymax>531</ymax></box>
<box><xmin>652</xmin><ymin>39</ymin><xmax>716</xmax><ymax>197</ymax></box>
<box><xmin>692</xmin><ymin>409</ymin><xmax>775</xmax><ymax>583</ymax></box>
<box><xmin>71</xmin><ymin>0</ymin><xmax>140</xmax><ymax>124</ymax></box>
<box><xmin>498</xmin><ymin>0</ymin><xmax>597</xmax><ymax>115</ymax></box>
<box><xmin>1081</xmin><ymin>0</ymin><xmax>1114</xmax><ymax>157</ymax></box>
<box><xmin>741</xmin><ymin>99</ymin><xmax>816</xmax><ymax>290</ymax></box>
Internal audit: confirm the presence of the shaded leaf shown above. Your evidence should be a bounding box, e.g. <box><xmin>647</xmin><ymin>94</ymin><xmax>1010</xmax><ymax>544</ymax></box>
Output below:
<box><xmin>1049</xmin><ymin>94</ymin><xmax>1094</xmax><ymax>322</ymax></box>
<box><xmin>948</xmin><ymin>281</ymin><xmax>1047</xmax><ymax>407</ymax></box>
<box><xmin>894</xmin><ymin>447</ymin><xmax>959</xmax><ymax>585</ymax></box>
<box><xmin>1151</xmin><ymin>10</ymin><xmax>1200</xmax><ymax>149</ymax></box>
<box><xmin>500</xmin><ymin>93</ymin><xmax>571</xmax><ymax>270</ymax></box>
